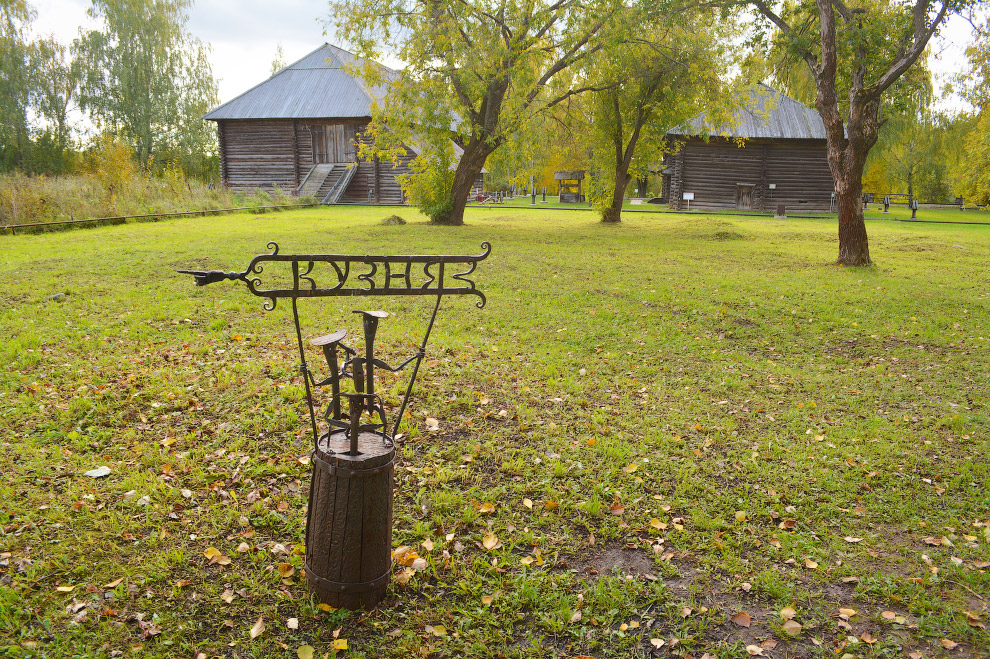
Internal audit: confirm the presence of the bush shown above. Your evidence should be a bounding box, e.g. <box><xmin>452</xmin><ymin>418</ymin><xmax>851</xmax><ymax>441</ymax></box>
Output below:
<box><xmin>397</xmin><ymin>142</ymin><xmax>455</xmax><ymax>223</ymax></box>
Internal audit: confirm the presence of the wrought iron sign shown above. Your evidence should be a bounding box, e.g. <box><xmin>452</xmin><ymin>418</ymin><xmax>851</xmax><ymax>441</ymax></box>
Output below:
<box><xmin>178</xmin><ymin>241</ymin><xmax>491</xmax><ymax>442</ymax></box>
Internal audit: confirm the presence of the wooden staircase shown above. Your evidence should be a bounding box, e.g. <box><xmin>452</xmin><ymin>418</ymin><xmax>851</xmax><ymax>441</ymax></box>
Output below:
<box><xmin>298</xmin><ymin>163</ymin><xmax>359</xmax><ymax>205</ymax></box>
<box><xmin>321</xmin><ymin>164</ymin><xmax>358</xmax><ymax>205</ymax></box>
<box><xmin>297</xmin><ymin>164</ymin><xmax>335</xmax><ymax>198</ymax></box>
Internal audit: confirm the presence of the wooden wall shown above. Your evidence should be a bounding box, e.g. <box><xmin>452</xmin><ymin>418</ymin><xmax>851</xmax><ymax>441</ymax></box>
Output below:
<box><xmin>664</xmin><ymin>137</ymin><xmax>834</xmax><ymax>211</ymax></box>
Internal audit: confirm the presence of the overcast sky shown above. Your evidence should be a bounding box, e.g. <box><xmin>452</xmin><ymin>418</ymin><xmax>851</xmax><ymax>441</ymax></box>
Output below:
<box><xmin>30</xmin><ymin>0</ymin><xmax>977</xmax><ymax>110</ymax></box>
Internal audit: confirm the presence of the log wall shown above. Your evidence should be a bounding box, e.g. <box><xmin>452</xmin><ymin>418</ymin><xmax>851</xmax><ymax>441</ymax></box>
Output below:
<box><xmin>217</xmin><ymin>118</ymin><xmax>420</xmax><ymax>204</ymax></box>
<box><xmin>665</xmin><ymin>137</ymin><xmax>834</xmax><ymax>211</ymax></box>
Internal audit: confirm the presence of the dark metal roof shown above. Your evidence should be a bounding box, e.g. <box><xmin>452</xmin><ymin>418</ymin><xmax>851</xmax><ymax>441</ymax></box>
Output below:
<box><xmin>203</xmin><ymin>44</ymin><xmax>397</xmax><ymax>121</ymax></box>
<box><xmin>670</xmin><ymin>85</ymin><xmax>826</xmax><ymax>140</ymax></box>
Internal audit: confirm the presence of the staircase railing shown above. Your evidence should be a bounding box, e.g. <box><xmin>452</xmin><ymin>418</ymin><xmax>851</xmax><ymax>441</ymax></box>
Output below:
<box><xmin>322</xmin><ymin>164</ymin><xmax>358</xmax><ymax>205</ymax></box>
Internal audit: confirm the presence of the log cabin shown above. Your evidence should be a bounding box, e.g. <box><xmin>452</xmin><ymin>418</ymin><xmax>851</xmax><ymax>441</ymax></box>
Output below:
<box><xmin>203</xmin><ymin>43</ymin><xmax>482</xmax><ymax>204</ymax></box>
<box><xmin>662</xmin><ymin>86</ymin><xmax>835</xmax><ymax>212</ymax></box>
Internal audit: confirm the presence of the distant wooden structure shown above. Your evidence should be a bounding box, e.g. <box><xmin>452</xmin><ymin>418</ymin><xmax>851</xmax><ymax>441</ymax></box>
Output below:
<box><xmin>662</xmin><ymin>86</ymin><xmax>834</xmax><ymax>212</ymax></box>
<box><xmin>203</xmin><ymin>44</ymin><xmax>482</xmax><ymax>205</ymax></box>
<box><xmin>555</xmin><ymin>170</ymin><xmax>586</xmax><ymax>203</ymax></box>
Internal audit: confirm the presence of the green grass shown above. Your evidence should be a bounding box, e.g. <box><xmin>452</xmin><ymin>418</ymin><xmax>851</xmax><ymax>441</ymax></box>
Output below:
<box><xmin>476</xmin><ymin>194</ymin><xmax>990</xmax><ymax>224</ymax></box>
<box><xmin>1</xmin><ymin>207</ymin><xmax>989</xmax><ymax>658</ymax></box>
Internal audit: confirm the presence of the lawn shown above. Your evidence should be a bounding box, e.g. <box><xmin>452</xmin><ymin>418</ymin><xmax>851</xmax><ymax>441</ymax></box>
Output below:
<box><xmin>1</xmin><ymin>207</ymin><xmax>988</xmax><ymax>659</ymax></box>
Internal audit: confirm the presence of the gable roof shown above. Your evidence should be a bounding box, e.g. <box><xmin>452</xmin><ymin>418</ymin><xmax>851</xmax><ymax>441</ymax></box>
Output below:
<box><xmin>203</xmin><ymin>43</ymin><xmax>398</xmax><ymax>121</ymax></box>
<box><xmin>669</xmin><ymin>85</ymin><xmax>826</xmax><ymax>140</ymax></box>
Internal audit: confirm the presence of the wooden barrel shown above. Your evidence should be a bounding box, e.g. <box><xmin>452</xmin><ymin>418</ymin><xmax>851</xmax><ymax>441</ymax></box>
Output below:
<box><xmin>304</xmin><ymin>429</ymin><xmax>395</xmax><ymax>609</ymax></box>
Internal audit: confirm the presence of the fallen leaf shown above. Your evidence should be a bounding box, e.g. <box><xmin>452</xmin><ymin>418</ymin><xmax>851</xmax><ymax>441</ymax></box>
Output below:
<box><xmin>940</xmin><ymin>639</ymin><xmax>958</xmax><ymax>650</ymax></box>
<box><xmin>838</xmin><ymin>607</ymin><xmax>857</xmax><ymax>618</ymax></box>
<box><xmin>782</xmin><ymin>620</ymin><xmax>802</xmax><ymax>636</ymax></box>
<box><xmin>523</xmin><ymin>498</ymin><xmax>533</xmax><ymax>509</ymax></box>
<box><xmin>236</xmin><ymin>542</ymin><xmax>250</xmax><ymax>553</ymax></box>
<box><xmin>779</xmin><ymin>519</ymin><xmax>797</xmax><ymax>530</ymax></box>
<box><xmin>56</xmin><ymin>585</ymin><xmax>75</xmax><ymax>593</ymax></box>
<box><xmin>609</xmin><ymin>501</ymin><xmax>625</xmax><ymax>516</ymax></box>
<box><xmin>478</xmin><ymin>502</ymin><xmax>495</xmax><ymax>514</ymax></box>
<box><xmin>881</xmin><ymin>611</ymin><xmax>896</xmax><ymax>620</ymax></box>
<box><xmin>650</xmin><ymin>639</ymin><xmax>665</xmax><ymax>648</ymax></box>
<box><xmin>333</xmin><ymin>638</ymin><xmax>348</xmax><ymax>650</ymax></box>
<box><xmin>482</xmin><ymin>595</ymin><xmax>493</xmax><ymax>605</ymax></box>
<box><xmin>482</xmin><ymin>532</ymin><xmax>498</xmax><ymax>551</ymax></box>
<box><xmin>735</xmin><ymin>511</ymin><xmax>747</xmax><ymax>522</ymax></box>
<box><xmin>681</xmin><ymin>607</ymin><xmax>693</xmax><ymax>618</ymax></box>
<box><xmin>411</xmin><ymin>557</ymin><xmax>427</xmax><ymax>571</ymax></box>
<box><xmin>623</xmin><ymin>463</ymin><xmax>638</xmax><ymax>474</ymax></box>
<box><xmin>649</xmin><ymin>518</ymin><xmax>667</xmax><ymax>530</ymax></box>
<box><xmin>394</xmin><ymin>567</ymin><xmax>415</xmax><ymax>585</ymax></box>
<box><xmin>745</xmin><ymin>644</ymin><xmax>764</xmax><ymax>656</ymax></box>
<box><xmin>84</xmin><ymin>466</ymin><xmax>111</xmax><ymax>478</ymax></box>
<box><xmin>861</xmin><ymin>631</ymin><xmax>876</xmax><ymax>643</ymax></box>
<box><xmin>430</xmin><ymin>624</ymin><xmax>447</xmax><ymax>637</ymax></box>
<box><xmin>570</xmin><ymin>611</ymin><xmax>582</xmax><ymax>623</ymax></box>
<box><xmin>425</xmin><ymin>417</ymin><xmax>440</xmax><ymax>431</ymax></box>
<box><xmin>422</xmin><ymin>539</ymin><xmax>434</xmax><ymax>552</ymax></box>
<box><xmin>249</xmin><ymin>616</ymin><xmax>265</xmax><ymax>639</ymax></box>
<box><xmin>731</xmin><ymin>611</ymin><xmax>752</xmax><ymax>628</ymax></box>
<box><xmin>844</xmin><ymin>536</ymin><xmax>863</xmax><ymax>543</ymax></box>
<box><xmin>221</xmin><ymin>589</ymin><xmax>234</xmax><ymax>603</ymax></box>
<box><xmin>102</xmin><ymin>578</ymin><xmax>123</xmax><ymax>589</ymax></box>
<box><xmin>277</xmin><ymin>563</ymin><xmax>295</xmax><ymax>578</ymax></box>
<box><xmin>804</xmin><ymin>558</ymin><xmax>818</xmax><ymax>569</ymax></box>
<box><xmin>520</xmin><ymin>556</ymin><xmax>535</xmax><ymax>565</ymax></box>
<box><xmin>297</xmin><ymin>645</ymin><xmax>314</xmax><ymax>659</ymax></box>
<box><xmin>780</xmin><ymin>606</ymin><xmax>797</xmax><ymax>620</ymax></box>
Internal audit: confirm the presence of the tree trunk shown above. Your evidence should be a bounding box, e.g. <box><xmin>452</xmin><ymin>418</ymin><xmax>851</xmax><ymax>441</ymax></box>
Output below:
<box><xmin>433</xmin><ymin>138</ymin><xmax>493</xmax><ymax>226</ymax></box>
<box><xmin>601</xmin><ymin>168</ymin><xmax>630</xmax><ymax>223</ymax></box>
<box><xmin>834</xmin><ymin>171</ymin><xmax>871</xmax><ymax>265</ymax></box>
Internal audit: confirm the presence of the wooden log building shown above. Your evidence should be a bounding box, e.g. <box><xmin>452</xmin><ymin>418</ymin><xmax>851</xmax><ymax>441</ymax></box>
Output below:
<box><xmin>662</xmin><ymin>86</ymin><xmax>835</xmax><ymax>212</ymax></box>
<box><xmin>203</xmin><ymin>44</ymin><xmax>482</xmax><ymax>204</ymax></box>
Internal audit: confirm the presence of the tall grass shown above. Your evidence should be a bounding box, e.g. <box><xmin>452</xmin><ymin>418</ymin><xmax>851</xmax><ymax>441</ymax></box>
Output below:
<box><xmin>0</xmin><ymin>171</ymin><xmax>305</xmax><ymax>227</ymax></box>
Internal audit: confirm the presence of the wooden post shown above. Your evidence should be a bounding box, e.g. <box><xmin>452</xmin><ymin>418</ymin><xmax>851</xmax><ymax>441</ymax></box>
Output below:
<box><xmin>305</xmin><ymin>429</ymin><xmax>395</xmax><ymax>609</ymax></box>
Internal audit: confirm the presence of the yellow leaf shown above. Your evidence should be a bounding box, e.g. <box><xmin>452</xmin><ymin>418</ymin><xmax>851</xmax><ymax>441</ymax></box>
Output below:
<box><xmin>204</xmin><ymin>547</ymin><xmax>222</xmax><ymax>560</ymax></box>
<box><xmin>297</xmin><ymin>645</ymin><xmax>315</xmax><ymax>659</ymax></box>
<box><xmin>103</xmin><ymin>577</ymin><xmax>124</xmax><ymax>589</ymax></box>
<box><xmin>780</xmin><ymin>606</ymin><xmax>797</xmax><ymax>620</ymax></box>
<box><xmin>782</xmin><ymin>620</ymin><xmax>802</xmax><ymax>636</ymax></box>
<box><xmin>839</xmin><ymin>608</ymin><xmax>857</xmax><ymax>617</ymax></box>
<box><xmin>249</xmin><ymin>616</ymin><xmax>265</xmax><ymax>639</ymax></box>
<box><xmin>333</xmin><ymin>638</ymin><xmax>348</xmax><ymax>650</ymax></box>
<box><xmin>317</xmin><ymin>603</ymin><xmax>337</xmax><ymax>612</ymax></box>
<box><xmin>735</xmin><ymin>511</ymin><xmax>747</xmax><ymax>522</ymax></box>
<box><xmin>277</xmin><ymin>563</ymin><xmax>295</xmax><ymax>578</ymax></box>
<box><xmin>649</xmin><ymin>518</ymin><xmax>666</xmax><ymax>530</ymax></box>
<box><xmin>523</xmin><ymin>498</ymin><xmax>533</xmax><ymax>509</ymax></box>
<box><xmin>56</xmin><ymin>585</ymin><xmax>75</xmax><ymax>593</ymax></box>
<box><xmin>478</xmin><ymin>502</ymin><xmax>495</xmax><ymax>514</ymax></box>
<box><xmin>394</xmin><ymin>567</ymin><xmax>415</xmax><ymax>585</ymax></box>
<box><xmin>520</xmin><ymin>556</ymin><xmax>535</xmax><ymax>565</ymax></box>
<box><xmin>482</xmin><ymin>532</ymin><xmax>498</xmax><ymax>551</ymax></box>
<box><xmin>431</xmin><ymin>625</ymin><xmax>447</xmax><ymax>637</ymax></box>
<box><xmin>628</xmin><ymin>620</ymin><xmax>640</xmax><ymax>628</ymax></box>
<box><xmin>482</xmin><ymin>595</ymin><xmax>493</xmax><ymax>605</ymax></box>
<box><xmin>445</xmin><ymin>533</ymin><xmax>455</xmax><ymax>543</ymax></box>
<box><xmin>421</xmin><ymin>539</ymin><xmax>434</xmax><ymax>552</ymax></box>
<box><xmin>804</xmin><ymin>558</ymin><xmax>818</xmax><ymax>569</ymax></box>
<box><xmin>623</xmin><ymin>463</ymin><xmax>638</xmax><ymax>474</ymax></box>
